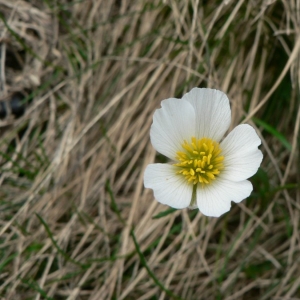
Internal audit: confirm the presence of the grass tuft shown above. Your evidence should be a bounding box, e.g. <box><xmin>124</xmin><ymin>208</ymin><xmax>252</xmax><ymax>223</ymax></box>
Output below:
<box><xmin>0</xmin><ymin>0</ymin><xmax>299</xmax><ymax>299</ymax></box>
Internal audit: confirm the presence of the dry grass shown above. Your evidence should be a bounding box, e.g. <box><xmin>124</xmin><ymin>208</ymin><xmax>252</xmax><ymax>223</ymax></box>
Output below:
<box><xmin>0</xmin><ymin>0</ymin><xmax>300</xmax><ymax>299</ymax></box>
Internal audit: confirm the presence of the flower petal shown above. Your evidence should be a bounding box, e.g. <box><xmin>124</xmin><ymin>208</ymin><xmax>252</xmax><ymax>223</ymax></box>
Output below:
<box><xmin>144</xmin><ymin>164</ymin><xmax>192</xmax><ymax>209</ymax></box>
<box><xmin>182</xmin><ymin>88</ymin><xmax>231</xmax><ymax>142</ymax></box>
<box><xmin>150</xmin><ymin>98</ymin><xmax>196</xmax><ymax>160</ymax></box>
<box><xmin>196</xmin><ymin>179</ymin><xmax>253</xmax><ymax>217</ymax></box>
<box><xmin>220</xmin><ymin>124</ymin><xmax>263</xmax><ymax>181</ymax></box>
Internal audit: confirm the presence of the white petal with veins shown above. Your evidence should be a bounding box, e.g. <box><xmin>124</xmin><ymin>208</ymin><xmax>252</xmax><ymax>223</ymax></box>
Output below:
<box><xmin>144</xmin><ymin>164</ymin><xmax>192</xmax><ymax>209</ymax></box>
<box><xmin>150</xmin><ymin>98</ymin><xmax>196</xmax><ymax>160</ymax></box>
<box><xmin>221</xmin><ymin>124</ymin><xmax>263</xmax><ymax>181</ymax></box>
<box><xmin>196</xmin><ymin>179</ymin><xmax>253</xmax><ymax>217</ymax></box>
<box><xmin>183</xmin><ymin>88</ymin><xmax>231</xmax><ymax>142</ymax></box>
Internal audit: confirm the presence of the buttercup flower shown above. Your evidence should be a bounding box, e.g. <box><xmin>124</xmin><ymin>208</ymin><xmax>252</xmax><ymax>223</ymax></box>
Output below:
<box><xmin>144</xmin><ymin>88</ymin><xmax>263</xmax><ymax>217</ymax></box>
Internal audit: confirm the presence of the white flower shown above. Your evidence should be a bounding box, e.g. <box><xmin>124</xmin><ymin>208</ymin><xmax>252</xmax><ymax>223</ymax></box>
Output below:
<box><xmin>144</xmin><ymin>88</ymin><xmax>263</xmax><ymax>217</ymax></box>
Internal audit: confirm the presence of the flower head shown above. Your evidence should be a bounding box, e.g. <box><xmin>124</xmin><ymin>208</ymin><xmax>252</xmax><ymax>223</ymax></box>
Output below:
<box><xmin>144</xmin><ymin>88</ymin><xmax>263</xmax><ymax>217</ymax></box>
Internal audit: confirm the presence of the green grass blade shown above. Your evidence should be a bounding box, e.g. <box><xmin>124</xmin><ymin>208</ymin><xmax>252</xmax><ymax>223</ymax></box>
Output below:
<box><xmin>131</xmin><ymin>229</ymin><xmax>184</xmax><ymax>300</ymax></box>
<box><xmin>253</xmin><ymin>117</ymin><xmax>292</xmax><ymax>151</ymax></box>
<box><xmin>35</xmin><ymin>213</ymin><xmax>89</xmax><ymax>269</ymax></box>
<box><xmin>152</xmin><ymin>208</ymin><xmax>177</xmax><ymax>219</ymax></box>
<box><xmin>20</xmin><ymin>278</ymin><xmax>54</xmax><ymax>300</ymax></box>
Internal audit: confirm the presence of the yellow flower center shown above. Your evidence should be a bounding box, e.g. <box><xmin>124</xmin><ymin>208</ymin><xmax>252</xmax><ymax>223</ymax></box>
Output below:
<box><xmin>174</xmin><ymin>137</ymin><xmax>224</xmax><ymax>185</ymax></box>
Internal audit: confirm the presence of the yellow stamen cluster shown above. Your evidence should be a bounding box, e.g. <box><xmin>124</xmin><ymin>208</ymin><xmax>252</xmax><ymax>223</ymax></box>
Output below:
<box><xmin>174</xmin><ymin>137</ymin><xmax>224</xmax><ymax>185</ymax></box>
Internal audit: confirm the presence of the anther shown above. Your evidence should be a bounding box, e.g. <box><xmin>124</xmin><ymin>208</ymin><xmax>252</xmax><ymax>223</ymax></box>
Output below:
<box><xmin>174</xmin><ymin>136</ymin><xmax>224</xmax><ymax>185</ymax></box>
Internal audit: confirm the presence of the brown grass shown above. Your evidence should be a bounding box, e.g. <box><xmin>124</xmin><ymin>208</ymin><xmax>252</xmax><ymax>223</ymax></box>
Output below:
<box><xmin>0</xmin><ymin>0</ymin><xmax>299</xmax><ymax>299</ymax></box>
